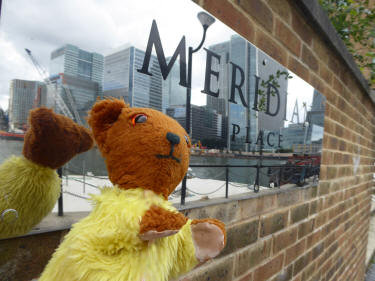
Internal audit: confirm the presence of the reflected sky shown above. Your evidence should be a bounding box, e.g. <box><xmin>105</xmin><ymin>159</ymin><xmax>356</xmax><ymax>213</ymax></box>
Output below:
<box><xmin>1</xmin><ymin>0</ymin><xmax>315</xmax><ymax>123</ymax></box>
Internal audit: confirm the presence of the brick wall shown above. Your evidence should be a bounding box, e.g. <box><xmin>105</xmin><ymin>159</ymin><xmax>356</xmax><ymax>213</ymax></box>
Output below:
<box><xmin>177</xmin><ymin>0</ymin><xmax>375</xmax><ymax>280</ymax></box>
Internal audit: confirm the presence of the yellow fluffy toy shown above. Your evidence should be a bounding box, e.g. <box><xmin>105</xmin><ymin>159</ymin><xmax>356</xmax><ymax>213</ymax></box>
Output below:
<box><xmin>0</xmin><ymin>107</ymin><xmax>92</xmax><ymax>239</ymax></box>
<box><xmin>0</xmin><ymin>98</ymin><xmax>226</xmax><ymax>281</ymax></box>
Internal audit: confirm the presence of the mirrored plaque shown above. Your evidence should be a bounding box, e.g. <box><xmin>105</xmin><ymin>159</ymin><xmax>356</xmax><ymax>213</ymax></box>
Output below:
<box><xmin>0</xmin><ymin>0</ymin><xmax>325</xmax><ymax>238</ymax></box>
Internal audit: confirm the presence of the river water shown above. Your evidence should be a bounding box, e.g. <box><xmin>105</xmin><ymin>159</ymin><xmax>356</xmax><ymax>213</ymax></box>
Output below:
<box><xmin>0</xmin><ymin>139</ymin><xmax>285</xmax><ymax>186</ymax></box>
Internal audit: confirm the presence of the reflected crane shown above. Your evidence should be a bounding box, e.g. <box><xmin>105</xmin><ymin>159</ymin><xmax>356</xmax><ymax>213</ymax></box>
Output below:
<box><xmin>24</xmin><ymin>48</ymin><xmax>82</xmax><ymax>125</ymax></box>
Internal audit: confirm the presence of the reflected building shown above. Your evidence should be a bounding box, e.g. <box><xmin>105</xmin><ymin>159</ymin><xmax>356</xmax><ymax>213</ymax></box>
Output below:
<box><xmin>281</xmin><ymin>91</ymin><xmax>325</xmax><ymax>153</ymax></box>
<box><xmin>206</xmin><ymin>35</ymin><xmax>287</xmax><ymax>151</ymax></box>
<box><xmin>162</xmin><ymin>58</ymin><xmax>186</xmax><ymax>113</ymax></box>
<box><xmin>166</xmin><ymin>105</ymin><xmax>221</xmax><ymax>143</ymax></box>
<box><xmin>305</xmin><ymin>90</ymin><xmax>326</xmax><ymax>152</ymax></box>
<box><xmin>103</xmin><ymin>45</ymin><xmax>163</xmax><ymax>111</ymax></box>
<box><xmin>0</xmin><ymin>108</ymin><xmax>8</xmax><ymax>131</ymax></box>
<box><xmin>8</xmin><ymin>79</ymin><xmax>46</xmax><ymax>130</ymax></box>
<box><xmin>49</xmin><ymin>44</ymin><xmax>104</xmax><ymax>121</ymax></box>
<box><xmin>281</xmin><ymin>123</ymin><xmax>307</xmax><ymax>150</ymax></box>
<box><xmin>309</xmin><ymin>90</ymin><xmax>325</xmax><ymax>120</ymax></box>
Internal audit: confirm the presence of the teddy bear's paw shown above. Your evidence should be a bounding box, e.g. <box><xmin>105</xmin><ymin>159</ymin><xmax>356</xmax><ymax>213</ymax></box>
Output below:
<box><xmin>191</xmin><ymin>219</ymin><xmax>226</xmax><ymax>262</ymax></box>
<box><xmin>139</xmin><ymin>205</ymin><xmax>188</xmax><ymax>241</ymax></box>
<box><xmin>23</xmin><ymin>107</ymin><xmax>93</xmax><ymax>169</ymax></box>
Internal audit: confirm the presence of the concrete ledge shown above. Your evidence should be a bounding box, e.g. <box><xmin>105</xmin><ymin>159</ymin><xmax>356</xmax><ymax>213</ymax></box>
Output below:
<box><xmin>28</xmin><ymin>212</ymin><xmax>89</xmax><ymax>236</ymax></box>
<box><xmin>1</xmin><ymin>181</ymin><xmax>318</xmax><ymax>241</ymax></box>
<box><xmin>295</xmin><ymin>0</ymin><xmax>372</xmax><ymax>98</ymax></box>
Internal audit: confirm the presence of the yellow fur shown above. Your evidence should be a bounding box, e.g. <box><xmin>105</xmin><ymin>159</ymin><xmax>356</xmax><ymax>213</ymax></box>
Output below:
<box><xmin>39</xmin><ymin>187</ymin><xmax>198</xmax><ymax>281</ymax></box>
<box><xmin>0</xmin><ymin>156</ymin><xmax>60</xmax><ymax>239</ymax></box>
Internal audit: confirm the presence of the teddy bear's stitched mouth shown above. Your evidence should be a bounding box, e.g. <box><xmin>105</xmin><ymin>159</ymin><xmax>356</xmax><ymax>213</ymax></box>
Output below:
<box><xmin>156</xmin><ymin>143</ymin><xmax>181</xmax><ymax>163</ymax></box>
<box><xmin>156</xmin><ymin>154</ymin><xmax>181</xmax><ymax>163</ymax></box>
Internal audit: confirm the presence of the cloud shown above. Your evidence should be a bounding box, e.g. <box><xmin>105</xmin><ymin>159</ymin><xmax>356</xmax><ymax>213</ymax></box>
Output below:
<box><xmin>0</xmin><ymin>0</ymin><xmax>315</xmax><ymax>116</ymax></box>
<box><xmin>0</xmin><ymin>0</ymin><xmax>235</xmax><ymax>110</ymax></box>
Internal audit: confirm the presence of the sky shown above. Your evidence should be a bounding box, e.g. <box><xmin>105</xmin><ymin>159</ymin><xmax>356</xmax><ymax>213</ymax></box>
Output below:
<box><xmin>0</xmin><ymin>0</ymin><xmax>315</xmax><ymax>123</ymax></box>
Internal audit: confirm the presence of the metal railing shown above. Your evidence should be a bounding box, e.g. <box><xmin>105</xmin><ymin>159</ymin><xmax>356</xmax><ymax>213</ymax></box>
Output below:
<box><xmin>56</xmin><ymin>161</ymin><xmax>320</xmax><ymax>214</ymax></box>
<box><xmin>179</xmin><ymin>163</ymin><xmax>319</xmax><ymax>205</ymax></box>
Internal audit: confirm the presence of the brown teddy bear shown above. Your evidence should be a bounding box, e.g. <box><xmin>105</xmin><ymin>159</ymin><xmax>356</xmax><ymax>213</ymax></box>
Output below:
<box><xmin>36</xmin><ymin>98</ymin><xmax>226</xmax><ymax>281</ymax></box>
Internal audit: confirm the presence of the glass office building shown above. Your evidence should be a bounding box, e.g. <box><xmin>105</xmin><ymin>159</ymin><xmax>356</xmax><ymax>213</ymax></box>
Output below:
<box><xmin>166</xmin><ymin>105</ymin><xmax>221</xmax><ymax>142</ymax></box>
<box><xmin>103</xmin><ymin>45</ymin><xmax>163</xmax><ymax>111</ymax></box>
<box><xmin>206</xmin><ymin>35</ymin><xmax>287</xmax><ymax>151</ymax></box>
<box><xmin>50</xmin><ymin>44</ymin><xmax>104</xmax><ymax>85</ymax></box>
<box><xmin>162</xmin><ymin>59</ymin><xmax>186</xmax><ymax>113</ymax></box>
<box><xmin>49</xmin><ymin>44</ymin><xmax>104</xmax><ymax>122</ymax></box>
<box><xmin>281</xmin><ymin>91</ymin><xmax>325</xmax><ymax>152</ymax></box>
<box><xmin>8</xmin><ymin>79</ymin><xmax>46</xmax><ymax>130</ymax></box>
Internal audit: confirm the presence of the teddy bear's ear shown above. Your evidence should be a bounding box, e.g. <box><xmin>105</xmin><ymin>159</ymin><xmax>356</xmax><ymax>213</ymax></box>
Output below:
<box><xmin>88</xmin><ymin>98</ymin><xmax>128</xmax><ymax>149</ymax></box>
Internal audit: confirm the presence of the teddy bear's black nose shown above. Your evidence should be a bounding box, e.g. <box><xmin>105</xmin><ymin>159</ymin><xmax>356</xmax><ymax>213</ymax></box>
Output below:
<box><xmin>166</xmin><ymin>132</ymin><xmax>180</xmax><ymax>145</ymax></box>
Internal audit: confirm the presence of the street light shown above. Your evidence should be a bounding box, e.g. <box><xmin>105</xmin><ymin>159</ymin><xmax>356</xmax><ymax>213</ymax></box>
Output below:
<box><xmin>185</xmin><ymin>11</ymin><xmax>215</xmax><ymax>135</ymax></box>
<box><xmin>181</xmin><ymin>11</ymin><xmax>215</xmax><ymax>206</ymax></box>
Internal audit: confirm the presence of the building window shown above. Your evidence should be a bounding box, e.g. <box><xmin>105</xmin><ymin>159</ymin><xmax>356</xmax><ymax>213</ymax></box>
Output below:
<box><xmin>78</xmin><ymin>60</ymin><xmax>92</xmax><ymax>78</ymax></box>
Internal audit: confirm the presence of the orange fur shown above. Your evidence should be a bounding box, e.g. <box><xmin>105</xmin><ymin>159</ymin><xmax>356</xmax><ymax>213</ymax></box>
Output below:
<box><xmin>87</xmin><ymin>98</ymin><xmax>190</xmax><ymax>198</ymax></box>
<box><xmin>23</xmin><ymin>107</ymin><xmax>93</xmax><ymax>169</ymax></box>
<box><xmin>192</xmin><ymin>218</ymin><xmax>227</xmax><ymax>244</ymax></box>
<box><xmin>140</xmin><ymin>205</ymin><xmax>188</xmax><ymax>234</ymax></box>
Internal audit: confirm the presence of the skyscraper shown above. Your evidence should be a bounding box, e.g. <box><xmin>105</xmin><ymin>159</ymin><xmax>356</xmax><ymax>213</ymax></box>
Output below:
<box><xmin>206</xmin><ymin>35</ymin><xmax>289</xmax><ymax>151</ymax></box>
<box><xmin>49</xmin><ymin>44</ymin><xmax>104</xmax><ymax>122</ymax></box>
<box><xmin>8</xmin><ymin>79</ymin><xmax>46</xmax><ymax>130</ymax></box>
<box><xmin>281</xmin><ymin>91</ymin><xmax>326</xmax><ymax>152</ymax></box>
<box><xmin>50</xmin><ymin>44</ymin><xmax>103</xmax><ymax>85</ymax></box>
<box><xmin>166</xmin><ymin>105</ymin><xmax>221</xmax><ymax>142</ymax></box>
<box><xmin>306</xmin><ymin>90</ymin><xmax>326</xmax><ymax>144</ymax></box>
<box><xmin>103</xmin><ymin>45</ymin><xmax>163</xmax><ymax>111</ymax></box>
<box><xmin>162</xmin><ymin>58</ymin><xmax>186</xmax><ymax>113</ymax></box>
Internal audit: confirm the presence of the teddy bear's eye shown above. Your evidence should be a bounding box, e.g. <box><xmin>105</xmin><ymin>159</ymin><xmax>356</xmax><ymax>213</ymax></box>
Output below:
<box><xmin>131</xmin><ymin>114</ymin><xmax>147</xmax><ymax>126</ymax></box>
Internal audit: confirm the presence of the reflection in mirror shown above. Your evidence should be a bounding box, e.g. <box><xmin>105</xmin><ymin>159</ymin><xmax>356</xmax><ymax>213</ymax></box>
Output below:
<box><xmin>0</xmin><ymin>0</ymin><xmax>325</xmax><ymax>239</ymax></box>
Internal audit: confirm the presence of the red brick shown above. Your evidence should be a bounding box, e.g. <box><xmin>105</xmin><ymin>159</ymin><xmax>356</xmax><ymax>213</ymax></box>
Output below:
<box><xmin>302</xmin><ymin>261</ymin><xmax>317</xmax><ymax>281</ymax></box>
<box><xmin>235</xmin><ymin>238</ymin><xmax>272</xmax><ymax>276</ymax></box>
<box><xmin>319</xmin><ymin>63</ymin><xmax>332</xmax><ymax>85</ymax></box>
<box><xmin>273</xmin><ymin>227</ymin><xmax>298</xmax><ymax>254</ymax></box>
<box><xmin>240</xmin><ymin>195</ymin><xmax>277</xmax><ymax>219</ymax></box>
<box><xmin>260</xmin><ymin>210</ymin><xmax>288</xmax><ymax>237</ymax></box>
<box><xmin>310</xmin><ymin>73</ymin><xmax>325</xmax><ymax>94</ymax></box>
<box><xmin>287</xmin><ymin>55</ymin><xmax>309</xmax><ymax>83</ymax></box>
<box><xmin>270</xmin><ymin>265</ymin><xmax>293</xmax><ymax>281</ymax></box>
<box><xmin>221</xmin><ymin>219</ymin><xmax>259</xmax><ymax>256</ymax></box>
<box><xmin>298</xmin><ymin>218</ymin><xmax>315</xmax><ymax>239</ymax></box>
<box><xmin>328</xmin><ymin>55</ymin><xmax>342</xmax><ymax>78</ymax></box>
<box><xmin>254</xmin><ymin>253</ymin><xmax>284</xmax><ymax>281</ymax></box>
<box><xmin>237</xmin><ymin>0</ymin><xmax>273</xmax><ymax>32</ymax></box>
<box><xmin>237</xmin><ymin>272</ymin><xmax>253</xmax><ymax>281</ymax></box>
<box><xmin>326</xmin><ymin>167</ymin><xmax>337</xmax><ymax>180</ymax></box>
<box><xmin>275</xmin><ymin>18</ymin><xmax>301</xmax><ymax>56</ymax></box>
<box><xmin>306</xmin><ymin>229</ymin><xmax>322</xmax><ymax>249</ymax></box>
<box><xmin>291</xmin><ymin>8</ymin><xmax>313</xmax><ymax>45</ymax></box>
<box><xmin>312</xmin><ymin>37</ymin><xmax>331</xmax><ymax>65</ymax></box>
<box><xmin>255</xmin><ymin>29</ymin><xmax>288</xmax><ymax>66</ymax></box>
<box><xmin>265</xmin><ymin>0</ymin><xmax>291</xmax><ymax>23</ymax></box>
<box><xmin>291</xmin><ymin>203</ymin><xmax>309</xmax><ymax>224</ymax></box>
<box><xmin>293</xmin><ymin>251</ymin><xmax>312</xmax><ymax>276</ymax></box>
<box><xmin>332</xmin><ymin>76</ymin><xmax>343</xmax><ymax>95</ymax></box>
<box><xmin>203</xmin><ymin>0</ymin><xmax>255</xmax><ymax>43</ymax></box>
<box><xmin>286</xmin><ymin>239</ymin><xmax>306</xmax><ymax>265</ymax></box>
<box><xmin>302</xmin><ymin>45</ymin><xmax>319</xmax><ymax>73</ymax></box>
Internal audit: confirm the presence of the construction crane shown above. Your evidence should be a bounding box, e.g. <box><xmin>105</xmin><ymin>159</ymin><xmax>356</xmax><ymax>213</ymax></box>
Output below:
<box><xmin>24</xmin><ymin>48</ymin><xmax>82</xmax><ymax>124</ymax></box>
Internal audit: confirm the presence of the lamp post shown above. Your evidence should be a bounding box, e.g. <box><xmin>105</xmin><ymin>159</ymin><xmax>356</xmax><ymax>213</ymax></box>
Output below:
<box><xmin>181</xmin><ymin>11</ymin><xmax>215</xmax><ymax>205</ymax></box>
<box><xmin>185</xmin><ymin>11</ymin><xmax>215</xmax><ymax>135</ymax></box>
